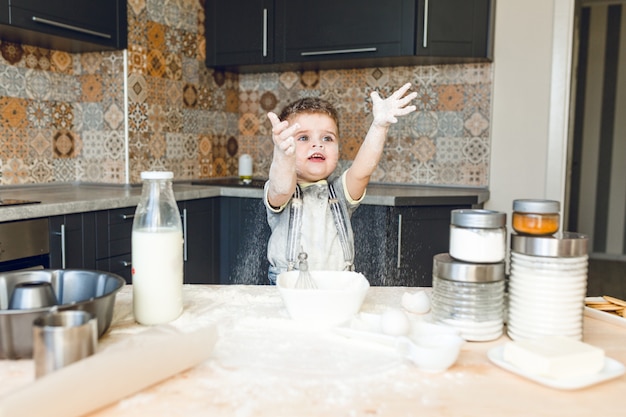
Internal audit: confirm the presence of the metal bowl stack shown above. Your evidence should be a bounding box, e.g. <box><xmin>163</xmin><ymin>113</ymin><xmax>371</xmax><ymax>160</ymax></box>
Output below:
<box><xmin>0</xmin><ymin>269</ymin><xmax>125</xmax><ymax>359</ymax></box>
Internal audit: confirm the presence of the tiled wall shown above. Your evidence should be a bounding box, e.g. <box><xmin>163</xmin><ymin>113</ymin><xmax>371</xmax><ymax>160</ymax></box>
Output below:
<box><xmin>0</xmin><ymin>0</ymin><xmax>492</xmax><ymax>187</ymax></box>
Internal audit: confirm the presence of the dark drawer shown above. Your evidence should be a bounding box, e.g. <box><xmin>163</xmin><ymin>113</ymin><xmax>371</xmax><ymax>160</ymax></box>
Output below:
<box><xmin>96</xmin><ymin>207</ymin><xmax>135</xmax><ymax>260</ymax></box>
<box><xmin>97</xmin><ymin>254</ymin><xmax>132</xmax><ymax>284</ymax></box>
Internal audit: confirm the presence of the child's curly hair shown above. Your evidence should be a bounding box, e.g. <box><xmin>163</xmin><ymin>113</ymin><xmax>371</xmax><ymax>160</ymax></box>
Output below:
<box><xmin>278</xmin><ymin>97</ymin><xmax>340</xmax><ymax>132</ymax></box>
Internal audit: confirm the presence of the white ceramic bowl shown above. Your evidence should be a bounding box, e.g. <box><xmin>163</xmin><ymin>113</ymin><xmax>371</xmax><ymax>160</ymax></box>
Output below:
<box><xmin>277</xmin><ymin>271</ymin><xmax>370</xmax><ymax>327</ymax></box>
<box><xmin>402</xmin><ymin>333</ymin><xmax>465</xmax><ymax>372</ymax></box>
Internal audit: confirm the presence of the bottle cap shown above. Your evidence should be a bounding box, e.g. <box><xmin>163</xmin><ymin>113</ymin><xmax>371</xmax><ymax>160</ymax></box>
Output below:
<box><xmin>141</xmin><ymin>171</ymin><xmax>174</xmax><ymax>180</ymax></box>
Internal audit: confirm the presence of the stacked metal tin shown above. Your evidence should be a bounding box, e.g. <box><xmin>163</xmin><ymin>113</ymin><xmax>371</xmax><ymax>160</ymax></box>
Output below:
<box><xmin>507</xmin><ymin>232</ymin><xmax>589</xmax><ymax>341</ymax></box>
<box><xmin>431</xmin><ymin>210</ymin><xmax>507</xmax><ymax>342</ymax></box>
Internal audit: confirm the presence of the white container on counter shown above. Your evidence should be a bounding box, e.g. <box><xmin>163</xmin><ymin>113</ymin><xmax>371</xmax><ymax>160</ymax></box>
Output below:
<box><xmin>507</xmin><ymin>232</ymin><xmax>588</xmax><ymax>341</ymax></box>
<box><xmin>431</xmin><ymin>253</ymin><xmax>505</xmax><ymax>342</ymax></box>
<box><xmin>132</xmin><ymin>171</ymin><xmax>184</xmax><ymax>325</ymax></box>
<box><xmin>238</xmin><ymin>154</ymin><xmax>253</xmax><ymax>181</ymax></box>
<box><xmin>449</xmin><ymin>209</ymin><xmax>507</xmax><ymax>263</ymax></box>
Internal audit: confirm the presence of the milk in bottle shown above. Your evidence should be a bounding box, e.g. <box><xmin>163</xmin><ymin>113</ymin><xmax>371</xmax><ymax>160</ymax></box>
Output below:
<box><xmin>132</xmin><ymin>171</ymin><xmax>183</xmax><ymax>325</ymax></box>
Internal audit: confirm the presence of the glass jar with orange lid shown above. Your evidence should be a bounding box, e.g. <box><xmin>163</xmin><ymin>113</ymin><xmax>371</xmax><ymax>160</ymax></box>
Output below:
<box><xmin>512</xmin><ymin>199</ymin><xmax>560</xmax><ymax>236</ymax></box>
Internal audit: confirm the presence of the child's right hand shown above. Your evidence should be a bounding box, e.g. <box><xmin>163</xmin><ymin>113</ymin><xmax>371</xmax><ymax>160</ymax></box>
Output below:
<box><xmin>267</xmin><ymin>112</ymin><xmax>299</xmax><ymax>156</ymax></box>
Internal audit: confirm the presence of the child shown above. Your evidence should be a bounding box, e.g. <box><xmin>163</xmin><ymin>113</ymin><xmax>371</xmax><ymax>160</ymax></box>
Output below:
<box><xmin>264</xmin><ymin>83</ymin><xmax>417</xmax><ymax>284</ymax></box>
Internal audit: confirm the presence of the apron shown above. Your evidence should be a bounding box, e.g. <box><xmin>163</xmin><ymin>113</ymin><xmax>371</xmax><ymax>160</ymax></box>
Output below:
<box><xmin>286</xmin><ymin>183</ymin><xmax>355</xmax><ymax>271</ymax></box>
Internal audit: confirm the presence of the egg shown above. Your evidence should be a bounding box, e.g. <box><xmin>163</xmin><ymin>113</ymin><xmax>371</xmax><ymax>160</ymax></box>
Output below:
<box><xmin>401</xmin><ymin>290</ymin><xmax>431</xmax><ymax>314</ymax></box>
<box><xmin>380</xmin><ymin>308</ymin><xmax>411</xmax><ymax>336</ymax></box>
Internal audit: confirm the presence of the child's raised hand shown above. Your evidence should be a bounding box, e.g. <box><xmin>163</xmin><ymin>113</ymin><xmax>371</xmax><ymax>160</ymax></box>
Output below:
<box><xmin>370</xmin><ymin>82</ymin><xmax>417</xmax><ymax>128</ymax></box>
<box><xmin>267</xmin><ymin>112</ymin><xmax>298</xmax><ymax>156</ymax></box>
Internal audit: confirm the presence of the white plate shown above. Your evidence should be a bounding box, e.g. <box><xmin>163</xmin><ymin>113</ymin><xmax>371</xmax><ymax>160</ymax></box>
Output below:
<box><xmin>584</xmin><ymin>297</ymin><xmax>626</xmax><ymax>329</ymax></box>
<box><xmin>488</xmin><ymin>344</ymin><xmax>625</xmax><ymax>390</ymax></box>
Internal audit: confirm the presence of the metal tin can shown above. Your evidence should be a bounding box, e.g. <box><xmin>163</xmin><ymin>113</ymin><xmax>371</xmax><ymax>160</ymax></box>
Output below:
<box><xmin>508</xmin><ymin>232</ymin><xmax>588</xmax><ymax>341</ymax></box>
<box><xmin>431</xmin><ymin>253</ymin><xmax>505</xmax><ymax>341</ymax></box>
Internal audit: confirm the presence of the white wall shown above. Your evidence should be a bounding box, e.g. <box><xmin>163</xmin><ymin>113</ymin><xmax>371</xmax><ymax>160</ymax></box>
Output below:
<box><xmin>486</xmin><ymin>0</ymin><xmax>576</xmax><ymax>225</ymax></box>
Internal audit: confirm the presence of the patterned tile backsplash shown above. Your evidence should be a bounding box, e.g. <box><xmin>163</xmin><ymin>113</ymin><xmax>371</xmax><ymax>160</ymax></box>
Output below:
<box><xmin>0</xmin><ymin>0</ymin><xmax>492</xmax><ymax>187</ymax></box>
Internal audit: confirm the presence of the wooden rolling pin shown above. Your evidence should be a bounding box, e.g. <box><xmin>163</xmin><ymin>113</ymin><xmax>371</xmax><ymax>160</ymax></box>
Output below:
<box><xmin>0</xmin><ymin>325</ymin><xmax>217</xmax><ymax>417</ymax></box>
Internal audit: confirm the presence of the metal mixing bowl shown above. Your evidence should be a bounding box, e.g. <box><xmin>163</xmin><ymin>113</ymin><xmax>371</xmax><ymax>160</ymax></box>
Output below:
<box><xmin>0</xmin><ymin>269</ymin><xmax>125</xmax><ymax>359</ymax></box>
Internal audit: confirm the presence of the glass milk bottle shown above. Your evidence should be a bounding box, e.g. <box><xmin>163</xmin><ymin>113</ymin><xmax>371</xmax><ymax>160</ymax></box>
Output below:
<box><xmin>132</xmin><ymin>171</ymin><xmax>183</xmax><ymax>325</ymax></box>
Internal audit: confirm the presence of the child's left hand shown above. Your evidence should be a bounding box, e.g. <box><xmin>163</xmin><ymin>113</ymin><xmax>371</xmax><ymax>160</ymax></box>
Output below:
<box><xmin>371</xmin><ymin>82</ymin><xmax>417</xmax><ymax>128</ymax></box>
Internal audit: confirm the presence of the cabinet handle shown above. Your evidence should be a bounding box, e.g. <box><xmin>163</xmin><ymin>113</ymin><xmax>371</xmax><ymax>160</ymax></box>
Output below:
<box><xmin>121</xmin><ymin>260</ymin><xmax>132</xmax><ymax>268</ymax></box>
<box><xmin>54</xmin><ymin>224</ymin><xmax>65</xmax><ymax>269</ymax></box>
<box><xmin>182</xmin><ymin>209</ymin><xmax>188</xmax><ymax>262</ymax></box>
<box><xmin>53</xmin><ymin>224</ymin><xmax>67</xmax><ymax>268</ymax></box>
<box><xmin>121</xmin><ymin>213</ymin><xmax>135</xmax><ymax>220</ymax></box>
<box><xmin>300</xmin><ymin>47</ymin><xmax>377</xmax><ymax>57</ymax></box>
<box><xmin>60</xmin><ymin>224</ymin><xmax>66</xmax><ymax>269</ymax></box>
<box><xmin>262</xmin><ymin>8</ymin><xmax>268</xmax><ymax>57</ymax></box>
<box><xmin>422</xmin><ymin>0</ymin><xmax>429</xmax><ymax>48</ymax></box>
<box><xmin>31</xmin><ymin>16</ymin><xmax>112</xmax><ymax>39</ymax></box>
<box><xmin>396</xmin><ymin>214</ymin><xmax>403</xmax><ymax>269</ymax></box>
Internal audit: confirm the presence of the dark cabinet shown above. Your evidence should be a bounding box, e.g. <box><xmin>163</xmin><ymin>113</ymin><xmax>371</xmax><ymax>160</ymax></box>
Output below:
<box><xmin>216</xmin><ymin>197</ymin><xmax>467</xmax><ymax>287</ymax></box>
<box><xmin>205</xmin><ymin>0</ymin><xmax>274</xmax><ymax>67</ymax></box>
<box><xmin>45</xmin><ymin>195</ymin><xmax>477</xmax><ymax>287</ymax></box>
<box><xmin>0</xmin><ymin>0</ymin><xmax>127</xmax><ymax>52</ymax></box>
<box><xmin>218</xmin><ymin>197</ymin><xmax>271</xmax><ymax>285</ymax></box>
<box><xmin>49</xmin><ymin>212</ymin><xmax>96</xmax><ymax>270</ymax></box>
<box><xmin>275</xmin><ymin>0</ymin><xmax>416</xmax><ymax>65</ymax></box>
<box><xmin>352</xmin><ymin>204</ymin><xmax>469</xmax><ymax>287</ymax></box>
<box><xmin>206</xmin><ymin>0</ymin><xmax>493</xmax><ymax>71</ymax></box>
<box><xmin>95</xmin><ymin>207</ymin><xmax>135</xmax><ymax>283</ymax></box>
<box><xmin>180</xmin><ymin>198</ymin><xmax>220</xmax><ymax>284</ymax></box>
<box><xmin>92</xmin><ymin>199</ymin><xmax>220</xmax><ymax>284</ymax></box>
<box><xmin>416</xmin><ymin>0</ymin><xmax>492</xmax><ymax>58</ymax></box>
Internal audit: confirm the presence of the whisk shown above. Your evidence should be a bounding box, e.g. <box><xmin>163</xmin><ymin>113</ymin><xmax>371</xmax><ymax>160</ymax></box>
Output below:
<box><xmin>294</xmin><ymin>252</ymin><xmax>316</xmax><ymax>289</ymax></box>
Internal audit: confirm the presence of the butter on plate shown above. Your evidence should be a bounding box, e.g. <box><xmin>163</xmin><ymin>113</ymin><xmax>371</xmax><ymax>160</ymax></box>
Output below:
<box><xmin>503</xmin><ymin>337</ymin><xmax>605</xmax><ymax>379</ymax></box>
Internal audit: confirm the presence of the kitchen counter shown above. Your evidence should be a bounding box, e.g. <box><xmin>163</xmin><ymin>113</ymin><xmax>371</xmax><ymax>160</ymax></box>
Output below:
<box><xmin>0</xmin><ymin>181</ymin><xmax>488</xmax><ymax>222</ymax></box>
<box><xmin>0</xmin><ymin>285</ymin><xmax>623</xmax><ymax>416</ymax></box>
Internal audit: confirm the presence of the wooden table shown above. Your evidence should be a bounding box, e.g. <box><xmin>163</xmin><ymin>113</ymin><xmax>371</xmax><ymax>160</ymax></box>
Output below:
<box><xmin>1</xmin><ymin>285</ymin><xmax>624</xmax><ymax>416</ymax></box>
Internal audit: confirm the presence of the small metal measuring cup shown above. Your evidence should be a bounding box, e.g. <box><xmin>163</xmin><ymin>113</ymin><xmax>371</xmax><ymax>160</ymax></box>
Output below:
<box><xmin>33</xmin><ymin>310</ymin><xmax>98</xmax><ymax>378</ymax></box>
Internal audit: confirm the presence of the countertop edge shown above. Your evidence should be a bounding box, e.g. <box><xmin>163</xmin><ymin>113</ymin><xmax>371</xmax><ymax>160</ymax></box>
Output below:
<box><xmin>0</xmin><ymin>182</ymin><xmax>489</xmax><ymax>222</ymax></box>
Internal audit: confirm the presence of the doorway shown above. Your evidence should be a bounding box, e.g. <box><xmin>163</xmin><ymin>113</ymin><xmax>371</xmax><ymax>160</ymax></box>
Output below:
<box><xmin>568</xmin><ymin>0</ymin><xmax>626</xmax><ymax>297</ymax></box>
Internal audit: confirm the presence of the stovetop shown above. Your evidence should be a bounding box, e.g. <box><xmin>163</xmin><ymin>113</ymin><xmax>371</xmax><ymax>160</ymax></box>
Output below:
<box><xmin>190</xmin><ymin>177</ymin><xmax>267</xmax><ymax>189</ymax></box>
<box><xmin>0</xmin><ymin>199</ymin><xmax>41</xmax><ymax>207</ymax></box>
